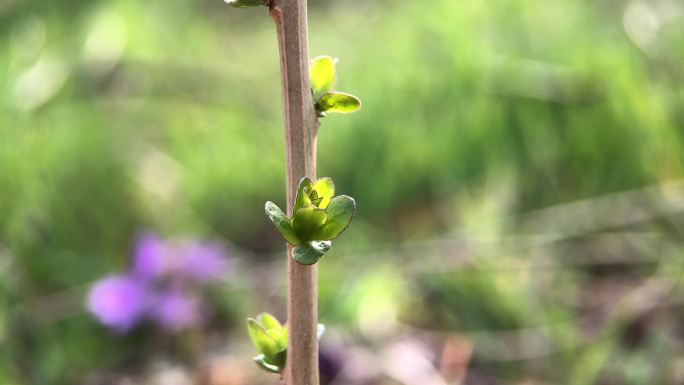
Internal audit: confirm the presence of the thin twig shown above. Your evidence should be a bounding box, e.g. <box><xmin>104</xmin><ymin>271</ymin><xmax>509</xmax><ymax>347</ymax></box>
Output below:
<box><xmin>269</xmin><ymin>0</ymin><xmax>320</xmax><ymax>384</ymax></box>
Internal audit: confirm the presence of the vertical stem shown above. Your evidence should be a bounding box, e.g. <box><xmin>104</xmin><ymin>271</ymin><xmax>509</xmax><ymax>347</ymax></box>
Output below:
<box><xmin>269</xmin><ymin>1</ymin><xmax>320</xmax><ymax>384</ymax></box>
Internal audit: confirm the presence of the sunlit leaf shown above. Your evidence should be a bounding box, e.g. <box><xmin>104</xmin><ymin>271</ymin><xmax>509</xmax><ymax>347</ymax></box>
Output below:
<box><xmin>317</xmin><ymin>92</ymin><xmax>361</xmax><ymax>114</ymax></box>
<box><xmin>278</xmin><ymin>325</ymin><xmax>288</xmax><ymax>348</ymax></box>
<box><xmin>265</xmin><ymin>201</ymin><xmax>300</xmax><ymax>245</ymax></box>
<box><xmin>294</xmin><ymin>177</ymin><xmax>314</xmax><ymax>212</ymax></box>
<box><xmin>257</xmin><ymin>313</ymin><xmax>283</xmax><ymax>332</ymax></box>
<box><xmin>293</xmin><ymin>241</ymin><xmax>331</xmax><ymax>265</ymax></box>
<box><xmin>266</xmin><ymin>328</ymin><xmax>287</xmax><ymax>352</ymax></box>
<box><xmin>312</xmin><ymin>177</ymin><xmax>335</xmax><ymax>209</ymax></box>
<box><xmin>247</xmin><ymin>318</ymin><xmax>280</xmax><ymax>358</ymax></box>
<box><xmin>268</xmin><ymin>325</ymin><xmax>288</xmax><ymax>351</ymax></box>
<box><xmin>310</xmin><ymin>56</ymin><xmax>337</xmax><ymax>100</ymax></box>
<box><xmin>311</xmin><ymin>195</ymin><xmax>355</xmax><ymax>240</ymax></box>
<box><xmin>292</xmin><ymin>206</ymin><xmax>326</xmax><ymax>241</ymax></box>
<box><xmin>225</xmin><ymin>0</ymin><xmax>265</xmax><ymax>7</ymax></box>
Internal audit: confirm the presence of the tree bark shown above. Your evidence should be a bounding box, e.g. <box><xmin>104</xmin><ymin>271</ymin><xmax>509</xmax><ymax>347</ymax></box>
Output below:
<box><xmin>269</xmin><ymin>1</ymin><xmax>320</xmax><ymax>384</ymax></box>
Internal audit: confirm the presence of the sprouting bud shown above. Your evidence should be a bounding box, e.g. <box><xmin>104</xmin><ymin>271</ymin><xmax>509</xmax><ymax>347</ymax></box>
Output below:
<box><xmin>247</xmin><ymin>313</ymin><xmax>288</xmax><ymax>373</ymax></box>
<box><xmin>246</xmin><ymin>313</ymin><xmax>326</xmax><ymax>373</ymax></box>
<box><xmin>264</xmin><ymin>177</ymin><xmax>356</xmax><ymax>265</ymax></box>
<box><xmin>309</xmin><ymin>56</ymin><xmax>361</xmax><ymax>116</ymax></box>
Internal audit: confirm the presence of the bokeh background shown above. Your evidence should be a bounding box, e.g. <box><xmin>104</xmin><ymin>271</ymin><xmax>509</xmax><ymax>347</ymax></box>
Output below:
<box><xmin>2</xmin><ymin>0</ymin><xmax>684</xmax><ymax>384</ymax></box>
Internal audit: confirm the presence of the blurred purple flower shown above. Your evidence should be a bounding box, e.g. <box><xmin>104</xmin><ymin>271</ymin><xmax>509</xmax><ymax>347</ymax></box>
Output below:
<box><xmin>179</xmin><ymin>242</ymin><xmax>229</xmax><ymax>282</ymax></box>
<box><xmin>152</xmin><ymin>290</ymin><xmax>204</xmax><ymax>331</ymax></box>
<box><xmin>133</xmin><ymin>233</ymin><xmax>170</xmax><ymax>280</ymax></box>
<box><xmin>88</xmin><ymin>233</ymin><xmax>229</xmax><ymax>333</ymax></box>
<box><xmin>132</xmin><ymin>233</ymin><xmax>229</xmax><ymax>282</ymax></box>
<box><xmin>87</xmin><ymin>274</ymin><xmax>148</xmax><ymax>333</ymax></box>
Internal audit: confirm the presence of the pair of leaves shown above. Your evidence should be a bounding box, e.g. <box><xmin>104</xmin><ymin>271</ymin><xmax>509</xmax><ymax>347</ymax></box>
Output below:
<box><xmin>247</xmin><ymin>313</ymin><xmax>326</xmax><ymax>374</ymax></box>
<box><xmin>247</xmin><ymin>313</ymin><xmax>288</xmax><ymax>373</ymax></box>
<box><xmin>265</xmin><ymin>177</ymin><xmax>356</xmax><ymax>265</ymax></box>
<box><xmin>222</xmin><ymin>6</ymin><xmax>359</xmax><ymax>113</ymax></box>
<box><xmin>310</xmin><ymin>56</ymin><xmax>361</xmax><ymax>116</ymax></box>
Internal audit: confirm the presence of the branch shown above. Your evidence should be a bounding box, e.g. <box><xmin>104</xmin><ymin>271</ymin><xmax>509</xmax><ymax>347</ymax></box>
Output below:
<box><xmin>269</xmin><ymin>0</ymin><xmax>320</xmax><ymax>384</ymax></box>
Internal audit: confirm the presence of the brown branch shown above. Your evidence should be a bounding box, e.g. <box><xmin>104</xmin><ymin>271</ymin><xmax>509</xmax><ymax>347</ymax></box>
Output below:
<box><xmin>269</xmin><ymin>1</ymin><xmax>320</xmax><ymax>384</ymax></box>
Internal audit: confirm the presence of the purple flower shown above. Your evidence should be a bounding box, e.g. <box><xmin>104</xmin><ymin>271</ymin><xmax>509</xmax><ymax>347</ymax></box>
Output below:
<box><xmin>152</xmin><ymin>290</ymin><xmax>203</xmax><ymax>331</ymax></box>
<box><xmin>178</xmin><ymin>242</ymin><xmax>229</xmax><ymax>282</ymax></box>
<box><xmin>132</xmin><ymin>233</ymin><xmax>170</xmax><ymax>280</ymax></box>
<box><xmin>132</xmin><ymin>234</ymin><xmax>229</xmax><ymax>283</ymax></box>
<box><xmin>88</xmin><ymin>233</ymin><xmax>229</xmax><ymax>333</ymax></box>
<box><xmin>87</xmin><ymin>275</ymin><xmax>148</xmax><ymax>333</ymax></box>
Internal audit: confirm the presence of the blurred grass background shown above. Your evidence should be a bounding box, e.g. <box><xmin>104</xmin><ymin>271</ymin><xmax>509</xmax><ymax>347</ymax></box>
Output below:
<box><xmin>2</xmin><ymin>0</ymin><xmax>684</xmax><ymax>384</ymax></box>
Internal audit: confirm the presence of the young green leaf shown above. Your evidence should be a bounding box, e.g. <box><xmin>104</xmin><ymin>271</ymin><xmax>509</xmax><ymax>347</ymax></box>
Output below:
<box><xmin>293</xmin><ymin>241</ymin><xmax>331</xmax><ymax>265</ymax></box>
<box><xmin>257</xmin><ymin>313</ymin><xmax>283</xmax><ymax>332</ymax></box>
<box><xmin>267</xmin><ymin>325</ymin><xmax>288</xmax><ymax>351</ymax></box>
<box><xmin>312</xmin><ymin>177</ymin><xmax>335</xmax><ymax>209</ymax></box>
<box><xmin>311</xmin><ymin>195</ymin><xmax>356</xmax><ymax>240</ymax></box>
<box><xmin>277</xmin><ymin>325</ymin><xmax>288</xmax><ymax>349</ymax></box>
<box><xmin>266</xmin><ymin>329</ymin><xmax>286</xmax><ymax>349</ymax></box>
<box><xmin>317</xmin><ymin>92</ymin><xmax>361</xmax><ymax>114</ymax></box>
<box><xmin>294</xmin><ymin>177</ymin><xmax>314</xmax><ymax>212</ymax></box>
<box><xmin>265</xmin><ymin>201</ymin><xmax>300</xmax><ymax>245</ymax></box>
<box><xmin>310</xmin><ymin>56</ymin><xmax>337</xmax><ymax>100</ymax></box>
<box><xmin>225</xmin><ymin>0</ymin><xmax>265</xmax><ymax>7</ymax></box>
<box><xmin>254</xmin><ymin>354</ymin><xmax>282</xmax><ymax>373</ymax></box>
<box><xmin>247</xmin><ymin>318</ymin><xmax>280</xmax><ymax>359</ymax></box>
<box><xmin>292</xmin><ymin>206</ymin><xmax>326</xmax><ymax>241</ymax></box>
<box><xmin>270</xmin><ymin>348</ymin><xmax>287</xmax><ymax>368</ymax></box>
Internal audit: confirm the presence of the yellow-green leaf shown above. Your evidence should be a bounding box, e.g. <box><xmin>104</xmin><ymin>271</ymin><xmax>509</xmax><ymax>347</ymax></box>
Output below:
<box><xmin>310</xmin><ymin>56</ymin><xmax>337</xmax><ymax>100</ymax></box>
<box><xmin>311</xmin><ymin>195</ymin><xmax>355</xmax><ymax>240</ymax></box>
<box><xmin>294</xmin><ymin>177</ymin><xmax>314</xmax><ymax>212</ymax></box>
<box><xmin>318</xmin><ymin>92</ymin><xmax>361</xmax><ymax>114</ymax></box>
<box><xmin>292</xmin><ymin>206</ymin><xmax>326</xmax><ymax>241</ymax></box>
<box><xmin>247</xmin><ymin>318</ymin><xmax>279</xmax><ymax>358</ymax></box>
<box><xmin>225</xmin><ymin>0</ymin><xmax>265</xmax><ymax>7</ymax></box>
<box><xmin>265</xmin><ymin>201</ymin><xmax>300</xmax><ymax>245</ymax></box>
<box><xmin>265</xmin><ymin>326</ymin><xmax>287</xmax><ymax>355</ymax></box>
<box><xmin>312</xmin><ymin>177</ymin><xmax>335</xmax><ymax>209</ymax></box>
<box><xmin>257</xmin><ymin>313</ymin><xmax>283</xmax><ymax>332</ymax></box>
